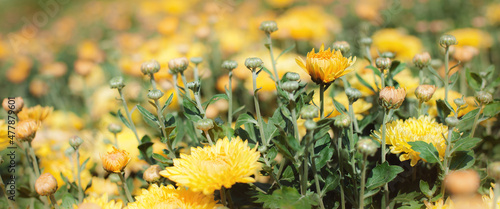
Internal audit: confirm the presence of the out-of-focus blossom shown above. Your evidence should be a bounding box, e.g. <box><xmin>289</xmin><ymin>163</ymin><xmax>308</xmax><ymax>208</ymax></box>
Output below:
<box><xmin>371</xmin><ymin>29</ymin><xmax>423</xmax><ymax>61</ymax></box>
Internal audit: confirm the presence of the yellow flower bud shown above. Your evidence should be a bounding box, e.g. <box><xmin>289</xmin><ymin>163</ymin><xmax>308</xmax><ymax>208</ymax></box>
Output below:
<box><xmin>415</xmin><ymin>85</ymin><xmax>436</xmax><ymax>103</ymax></box>
<box><xmin>379</xmin><ymin>86</ymin><xmax>406</xmax><ymax>110</ymax></box>
<box><xmin>100</xmin><ymin>147</ymin><xmax>131</xmax><ymax>173</ymax></box>
<box><xmin>16</xmin><ymin>120</ymin><xmax>40</xmax><ymax>142</ymax></box>
<box><xmin>143</xmin><ymin>165</ymin><xmax>162</xmax><ymax>183</ymax></box>
<box><xmin>35</xmin><ymin>173</ymin><xmax>58</xmax><ymax>196</ymax></box>
<box><xmin>2</xmin><ymin>97</ymin><xmax>24</xmax><ymax>114</ymax></box>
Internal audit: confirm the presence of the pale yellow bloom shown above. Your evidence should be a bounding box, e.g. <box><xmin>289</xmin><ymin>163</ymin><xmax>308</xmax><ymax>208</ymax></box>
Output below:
<box><xmin>18</xmin><ymin>105</ymin><xmax>53</xmax><ymax>122</ymax></box>
<box><xmin>373</xmin><ymin>116</ymin><xmax>448</xmax><ymax>166</ymax></box>
<box><xmin>371</xmin><ymin>29</ymin><xmax>423</xmax><ymax>61</ymax></box>
<box><xmin>160</xmin><ymin>138</ymin><xmax>260</xmax><ymax>195</ymax></box>
<box><xmin>74</xmin><ymin>194</ymin><xmax>123</xmax><ymax>209</ymax></box>
<box><xmin>447</xmin><ymin>28</ymin><xmax>493</xmax><ymax>49</ymax></box>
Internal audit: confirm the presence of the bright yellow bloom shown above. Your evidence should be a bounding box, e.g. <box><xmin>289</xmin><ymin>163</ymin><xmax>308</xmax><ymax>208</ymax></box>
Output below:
<box><xmin>85</xmin><ymin>177</ymin><xmax>119</xmax><ymax>197</ymax></box>
<box><xmin>424</xmin><ymin>198</ymin><xmax>454</xmax><ymax>209</ymax></box>
<box><xmin>447</xmin><ymin>28</ymin><xmax>493</xmax><ymax>49</ymax></box>
<box><xmin>100</xmin><ymin>147</ymin><xmax>131</xmax><ymax>173</ymax></box>
<box><xmin>127</xmin><ymin>184</ymin><xmax>222</xmax><ymax>209</ymax></box>
<box><xmin>371</xmin><ymin>29</ymin><xmax>423</xmax><ymax>61</ymax></box>
<box><xmin>373</xmin><ymin>116</ymin><xmax>448</xmax><ymax>166</ymax></box>
<box><xmin>18</xmin><ymin>105</ymin><xmax>53</xmax><ymax>122</ymax></box>
<box><xmin>296</xmin><ymin>44</ymin><xmax>356</xmax><ymax>85</ymax></box>
<box><xmin>160</xmin><ymin>138</ymin><xmax>261</xmax><ymax>195</ymax></box>
<box><xmin>74</xmin><ymin>194</ymin><xmax>123</xmax><ymax>209</ymax></box>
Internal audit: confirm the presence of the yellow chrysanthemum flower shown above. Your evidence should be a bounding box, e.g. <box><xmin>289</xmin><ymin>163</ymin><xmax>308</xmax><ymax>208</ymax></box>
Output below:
<box><xmin>127</xmin><ymin>184</ymin><xmax>222</xmax><ymax>209</ymax></box>
<box><xmin>296</xmin><ymin>44</ymin><xmax>356</xmax><ymax>85</ymax></box>
<box><xmin>74</xmin><ymin>194</ymin><xmax>123</xmax><ymax>209</ymax></box>
<box><xmin>424</xmin><ymin>198</ymin><xmax>454</xmax><ymax>209</ymax></box>
<box><xmin>18</xmin><ymin>105</ymin><xmax>53</xmax><ymax>122</ymax></box>
<box><xmin>371</xmin><ymin>29</ymin><xmax>423</xmax><ymax>61</ymax></box>
<box><xmin>85</xmin><ymin>177</ymin><xmax>119</xmax><ymax>197</ymax></box>
<box><xmin>160</xmin><ymin>138</ymin><xmax>261</xmax><ymax>195</ymax></box>
<box><xmin>447</xmin><ymin>28</ymin><xmax>493</xmax><ymax>49</ymax></box>
<box><xmin>100</xmin><ymin>147</ymin><xmax>131</xmax><ymax>173</ymax></box>
<box><xmin>373</xmin><ymin>116</ymin><xmax>448</xmax><ymax>166</ymax></box>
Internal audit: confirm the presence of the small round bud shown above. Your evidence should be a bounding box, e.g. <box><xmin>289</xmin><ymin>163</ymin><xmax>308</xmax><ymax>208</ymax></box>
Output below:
<box><xmin>282</xmin><ymin>81</ymin><xmax>299</xmax><ymax>93</ymax></box>
<box><xmin>35</xmin><ymin>173</ymin><xmax>58</xmax><ymax>196</ymax></box>
<box><xmin>285</xmin><ymin>72</ymin><xmax>300</xmax><ymax>81</ymax></box>
<box><xmin>380</xmin><ymin>52</ymin><xmax>395</xmax><ymax>59</ymax></box>
<box><xmin>488</xmin><ymin>162</ymin><xmax>500</xmax><ymax>180</ymax></box>
<box><xmin>259</xmin><ymin>21</ymin><xmax>278</xmax><ymax>34</ymax></box>
<box><xmin>413</xmin><ymin>52</ymin><xmax>431</xmax><ymax>69</ymax></box>
<box><xmin>221</xmin><ymin>60</ymin><xmax>238</xmax><ymax>71</ymax></box>
<box><xmin>357</xmin><ymin>138</ymin><xmax>378</xmax><ymax>156</ymax></box>
<box><xmin>108</xmin><ymin>123</ymin><xmax>123</xmax><ymax>134</ymax></box>
<box><xmin>143</xmin><ymin>165</ymin><xmax>162</xmax><ymax>183</ymax></box>
<box><xmin>100</xmin><ymin>147</ymin><xmax>131</xmax><ymax>173</ymax></box>
<box><xmin>187</xmin><ymin>81</ymin><xmax>201</xmax><ymax>93</ymax></box>
<box><xmin>415</xmin><ymin>85</ymin><xmax>436</xmax><ymax>103</ymax></box>
<box><xmin>304</xmin><ymin>120</ymin><xmax>317</xmax><ymax>131</ymax></box>
<box><xmin>109</xmin><ymin>76</ymin><xmax>125</xmax><ymax>89</ymax></box>
<box><xmin>346</xmin><ymin>88</ymin><xmax>362</xmax><ymax>104</ymax></box>
<box><xmin>376</xmin><ymin>57</ymin><xmax>392</xmax><ymax>70</ymax></box>
<box><xmin>332</xmin><ymin>41</ymin><xmax>350</xmax><ymax>56</ymax></box>
<box><xmin>168</xmin><ymin>57</ymin><xmax>189</xmax><ymax>73</ymax></box>
<box><xmin>147</xmin><ymin>89</ymin><xmax>164</xmax><ymax>100</ymax></box>
<box><xmin>476</xmin><ymin>91</ymin><xmax>493</xmax><ymax>104</ymax></box>
<box><xmin>140</xmin><ymin>59</ymin><xmax>161</xmax><ymax>75</ymax></box>
<box><xmin>16</xmin><ymin>120</ymin><xmax>39</xmax><ymax>142</ymax></box>
<box><xmin>64</xmin><ymin>147</ymin><xmax>74</xmax><ymax>158</ymax></box>
<box><xmin>454</xmin><ymin>97</ymin><xmax>466</xmax><ymax>107</ymax></box>
<box><xmin>195</xmin><ymin>118</ymin><xmax>214</xmax><ymax>131</ymax></box>
<box><xmin>444</xmin><ymin>169</ymin><xmax>480</xmax><ymax>195</ymax></box>
<box><xmin>379</xmin><ymin>86</ymin><xmax>406</xmax><ymax>110</ymax></box>
<box><xmin>3</xmin><ymin>97</ymin><xmax>24</xmax><ymax>114</ymax></box>
<box><xmin>244</xmin><ymin>57</ymin><xmax>263</xmax><ymax>71</ymax></box>
<box><xmin>190</xmin><ymin>57</ymin><xmax>203</xmax><ymax>65</ymax></box>
<box><xmin>69</xmin><ymin>136</ymin><xmax>84</xmax><ymax>150</ymax></box>
<box><xmin>360</xmin><ymin>37</ymin><xmax>372</xmax><ymax>45</ymax></box>
<box><xmin>300</xmin><ymin>105</ymin><xmax>319</xmax><ymax>120</ymax></box>
<box><xmin>439</xmin><ymin>34</ymin><xmax>458</xmax><ymax>48</ymax></box>
<box><xmin>334</xmin><ymin>114</ymin><xmax>351</xmax><ymax>128</ymax></box>
<box><xmin>445</xmin><ymin>116</ymin><xmax>459</xmax><ymax>127</ymax></box>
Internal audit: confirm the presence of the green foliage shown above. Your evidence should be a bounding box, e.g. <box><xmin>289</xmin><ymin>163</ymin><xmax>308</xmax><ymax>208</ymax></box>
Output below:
<box><xmin>408</xmin><ymin>141</ymin><xmax>441</xmax><ymax>165</ymax></box>
<box><xmin>255</xmin><ymin>187</ymin><xmax>319</xmax><ymax>209</ymax></box>
<box><xmin>366</xmin><ymin>162</ymin><xmax>404</xmax><ymax>190</ymax></box>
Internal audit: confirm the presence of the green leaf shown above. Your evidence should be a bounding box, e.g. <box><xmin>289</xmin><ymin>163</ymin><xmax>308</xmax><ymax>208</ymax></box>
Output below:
<box><xmin>367</xmin><ymin>65</ymin><xmax>382</xmax><ymax>76</ymax></box>
<box><xmin>332</xmin><ymin>98</ymin><xmax>347</xmax><ymax>114</ymax></box>
<box><xmin>161</xmin><ymin>93</ymin><xmax>174</xmax><ymax>114</ymax></box>
<box><xmin>436</xmin><ymin>99</ymin><xmax>452</xmax><ymax>120</ymax></box>
<box><xmin>276</xmin><ymin>44</ymin><xmax>296</xmax><ymax>61</ymax></box>
<box><xmin>484</xmin><ymin>101</ymin><xmax>500</xmax><ymax>117</ymax></box>
<box><xmin>182</xmin><ymin>99</ymin><xmax>202</xmax><ymax>122</ymax></box>
<box><xmin>61</xmin><ymin>194</ymin><xmax>78</xmax><ymax>208</ymax></box>
<box><xmin>390</xmin><ymin>61</ymin><xmax>405</xmax><ymax>76</ymax></box>
<box><xmin>80</xmin><ymin>157</ymin><xmax>90</xmax><ymax>171</ymax></box>
<box><xmin>255</xmin><ymin>186</ymin><xmax>319</xmax><ymax>209</ymax></box>
<box><xmin>138</xmin><ymin>135</ymin><xmax>154</xmax><ymax>164</ymax></box>
<box><xmin>261</xmin><ymin>66</ymin><xmax>276</xmax><ymax>82</ymax></box>
<box><xmin>152</xmin><ymin>153</ymin><xmax>172</xmax><ymax>164</ymax></box>
<box><xmin>117</xmin><ymin>109</ymin><xmax>131</xmax><ymax>129</ymax></box>
<box><xmin>419</xmin><ymin>180</ymin><xmax>435</xmax><ymax>198</ymax></box>
<box><xmin>450</xmin><ymin>150</ymin><xmax>475</xmax><ymax>170</ymax></box>
<box><xmin>466</xmin><ymin>68</ymin><xmax>483</xmax><ymax>91</ymax></box>
<box><xmin>136</xmin><ymin>105</ymin><xmax>160</xmax><ymax>129</ymax></box>
<box><xmin>408</xmin><ymin>141</ymin><xmax>441</xmax><ymax>164</ymax></box>
<box><xmin>356</xmin><ymin>73</ymin><xmax>376</xmax><ymax>93</ymax></box>
<box><xmin>365</xmin><ymin>162</ymin><xmax>404</xmax><ymax>190</ymax></box>
<box><xmin>426</xmin><ymin>65</ymin><xmax>444</xmax><ymax>83</ymax></box>
<box><xmin>235</xmin><ymin>113</ymin><xmax>258</xmax><ymax>128</ymax></box>
<box><xmin>451</xmin><ymin>137</ymin><xmax>482</xmax><ymax>153</ymax></box>
<box><xmin>202</xmin><ymin>94</ymin><xmax>229</xmax><ymax>109</ymax></box>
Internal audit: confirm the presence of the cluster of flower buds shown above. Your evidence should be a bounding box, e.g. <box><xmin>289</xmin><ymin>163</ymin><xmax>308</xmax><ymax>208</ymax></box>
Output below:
<box><xmin>148</xmin><ymin>89</ymin><xmax>164</xmax><ymax>100</ymax></box>
<box><xmin>376</xmin><ymin>57</ymin><xmax>392</xmax><ymax>70</ymax></box>
<box><xmin>109</xmin><ymin>76</ymin><xmax>125</xmax><ymax>89</ymax></box>
<box><xmin>346</xmin><ymin>88</ymin><xmax>362</xmax><ymax>104</ymax></box>
<box><xmin>334</xmin><ymin>114</ymin><xmax>351</xmax><ymax>128</ymax></box>
<box><xmin>282</xmin><ymin>72</ymin><xmax>301</xmax><ymax>96</ymax></box>
<box><xmin>196</xmin><ymin>118</ymin><xmax>214</xmax><ymax>131</ymax></box>
<box><xmin>439</xmin><ymin>34</ymin><xmax>458</xmax><ymax>48</ymax></box>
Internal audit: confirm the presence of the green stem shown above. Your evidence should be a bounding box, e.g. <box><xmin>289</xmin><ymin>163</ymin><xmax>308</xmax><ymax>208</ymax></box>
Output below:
<box><xmin>470</xmin><ymin>105</ymin><xmax>484</xmax><ymax>137</ymax></box>
<box><xmin>349</xmin><ymin>103</ymin><xmax>360</xmax><ymax>133</ymax></box>
<box><xmin>118</xmin><ymin>172</ymin><xmax>134</xmax><ymax>203</ymax></box>
<box><xmin>419</xmin><ymin>69</ymin><xmax>424</xmax><ymax>85</ymax></box>
<box><xmin>204</xmin><ymin>130</ymin><xmax>214</xmax><ymax>146</ymax></box>
<box><xmin>381</xmin><ymin>109</ymin><xmax>389</xmax><ymax>209</ymax></box>
<box><xmin>301</xmin><ymin>140</ymin><xmax>310</xmax><ymax>195</ymax></box>
<box><xmin>444</xmin><ymin>46</ymin><xmax>450</xmax><ymax>102</ymax></box>
<box><xmin>150</xmin><ymin>74</ymin><xmax>176</xmax><ymax>159</ymax></box>
<box><xmin>252</xmin><ymin>70</ymin><xmax>267</xmax><ymax>146</ymax></box>
<box><xmin>381</xmin><ymin>72</ymin><xmax>385</xmax><ymax>89</ymax></box>
<box><xmin>418</xmin><ymin>101</ymin><xmax>423</xmax><ymax>117</ymax></box>
<box><xmin>228</xmin><ymin>71</ymin><xmax>233</xmax><ymax>124</ymax></box>
<box><xmin>113</xmin><ymin>133</ymin><xmax>119</xmax><ymax>148</ymax></box>
<box><xmin>320</xmin><ymin>84</ymin><xmax>325</xmax><ymax>119</ymax></box>
<box><xmin>49</xmin><ymin>194</ymin><xmax>60</xmax><ymax>209</ymax></box>
<box><xmin>118</xmin><ymin>89</ymin><xmax>141</xmax><ymax>144</ymax></box>
<box><xmin>195</xmin><ymin>93</ymin><xmax>206</xmax><ymax>116</ymax></box>
<box><xmin>441</xmin><ymin>129</ymin><xmax>453</xmax><ymax>198</ymax></box>
<box><xmin>365</xmin><ymin>45</ymin><xmax>373</xmax><ymax>66</ymax></box>
<box><xmin>337</xmin><ymin>130</ymin><xmax>346</xmax><ymax>209</ymax></box>
<box><xmin>308</xmin><ymin>130</ymin><xmax>325</xmax><ymax>209</ymax></box>
<box><xmin>194</xmin><ymin>64</ymin><xmax>200</xmax><ymax>82</ymax></box>
<box><xmin>266</xmin><ymin>33</ymin><xmax>280</xmax><ymax>87</ymax></box>
<box><xmin>359</xmin><ymin>155</ymin><xmax>368</xmax><ymax>209</ymax></box>
<box><xmin>225</xmin><ymin>187</ymin><xmax>235</xmax><ymax>209</ymax></box>
<box><xmin>180</xmin><ymin>72</ymin><xmax>190</xmax><ymax>98</ymax></box>
<box><xmin>220</xmin><ymin>187</ymin><xmax>227</xmax><ymax>206</ymax></box>
<box><xmin>172</xmin><ymin>74</ymin><xmax>183</xmax><ymax>107</ymax></box>
<box><xmin>76</xmin><ymin>150</ymin><xmax>83</xmax><ymax>203</ymax></box>
<box><xmin>290</xmin><ymin>101</ymin><xmax>300</xmax><ymax>141</ymax></box>
<box><xmin>28</xmin><ymin>143</ymin><xmax>40</xmax><ymax>178</ymax></box>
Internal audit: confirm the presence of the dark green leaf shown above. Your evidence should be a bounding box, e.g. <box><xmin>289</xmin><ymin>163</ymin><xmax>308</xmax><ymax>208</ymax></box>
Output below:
<box><xmin>436</xmin><ymin>99</ymin><xmax>452</xmax><ymax>120</ymax></box>
<box><xmin>483</xmin><ymin>101</ymin><xmax>500</xmax><ymax>117</ymax></box>
<box><xmin>117</xmin><ymin>109</ymin><xmax>131</xmax><ymax>129</ymax></box>
<box><xmin>255</xmin><ymin>186</ymin><xmax>319</xmax><ymax>209</ymax></box>
<box><xmin>152</xmin><ymin>153</ymin><xmax>172</xmax><ymax>164</ymax></box>
<box><xmin>136</xmin><ymin>105</ymin><xmax>160</xmax><ymax>129</ymax></box>
<box><xmin>235</xmin><ymin>113</ymin><xmax>258</xmax><ymax>128</ymax></box>
<box><xmin>61</xmin><ymin>194</ymin><xmax>78</xmax><ymax>208</ymax></box>
<box><xmin>356</xmin><ymin>73</ymin><xmax>376</xmax><ymax>93</ymax></box>
<box><xmin>366</xmin><ymin>162</ymin><xmax>404</xmax><ymax>190</ymax></box>
<box><xmin>202</xmin><ymin>94</ymin><xmax>229</xmax><ymax>109</ymax></box>
<box><xmin>161</xmin><ymin>93</ymin><xmax>174</xmax><ymax>114</ymax></box>
<box><xmin>408</xmin><ymin>141</ymin><xmax>441</xmax><ymax>164</ymax></box>
<box><xmin>451</xmin><ymin>137</ymin><xmax>482</xmax><ymax>153</ymax></box>
<box><xmin>182</xmin><ymin>99</ymin><xmax>202</xmax><ymax>122</ymax></box>
<box><xmin>466</xmin><ymin>68</ymin><xmax>483</xmax><ymax>91</ymax></box>
<box><xmin>450</xmin><ymin>150</ymin><xmax>475</xmax><ymax>170</ymax></box>
<box><xmin>80</xmin><ymin>157</ymin><xmax>90</xmax><ymax>171</ymax></box>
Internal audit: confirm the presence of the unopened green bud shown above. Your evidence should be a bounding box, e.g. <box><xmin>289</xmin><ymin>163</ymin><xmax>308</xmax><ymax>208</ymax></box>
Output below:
<box><xmin>334</xmin><ymin>114</ymin><xmax>351</xmax><ymax>128</ymax></box>
<box><xmin>413</xmin><ymin>52</ymin><xmax>431</xmax><ymax>69</ymax></box>
<box><xmin>454</xmin><ymin>97</ymin><xmax>466</xmax><ymax>107</ymax></box>
<box><xmin>380</xmin><ymin>52</ymin><xmax>395</xmax><ymax>59</ymax></box>
<box><xmin>109</xmin><ymin>76</ymin><xmax>125</xmax><ymax>89</ymax></box>
<box><xmin>187</xmin><ymin>81</ymin><xmax>201</xmax><ymax>93</ymax></box>
<box><xmin>148</xmin><ymin>89</ymin><xmax>164</xmax><ymax>100</ymax></box>
<box><xmin>69</xmin><ymin>136</ymin><xmax>84</xmax><ymax>150</ymax></box>
<box><xmin>244</xmin><ymin>57</ymin><xmax>263</xmax><ymax>71</ymax></box>
<box><xmin>282</xmin><ymin>81</ymin><xmax>299</xmax><ymax>93</ymax></box>
<box><xmin>476</xmin><ymin>91</ymin><xmax>493</xmax><ymax>104</ymax></box>
<box><xmin>439</xmin><ymin>34</ymin><xmax>458</xmax><ymax>48</ymax></box>
<box><xmin>488</xmin><ymin>162</ymin><xmax>500</xmax><ymax>180</ymax></box>
<box><xmin>445</xmin><ymin>116</ymin><xmax>459</xmax><ymax>127</ymax></box>
<box><xmin>221</xmin><ymin>60</ymin><xmax>238</xmax><ymax>71</ymax></box>
<box><xmin>168</xmin><ymin>57</ymin><xmax>189</xmax><ymax>73</ymax></box>
<box><xmin>415</xmin><ymin>85</ymin><xmax>436</xmax><ymax>103</ymax></box>
<box><xmin>304</xmin><ymin>120</ymin><xmax>317</xmax><ymax>131</ymax></box>
<box><xmin>285</xmin><ymin>72</ymin><xmax>300</xmax><ymax>81</ymax></box>
<box><xmin>346</xmin><ymin>88</ymin><xmax>362</xmax><ymax>104</ymax></box>
<box><xmin>376</xmin><ymin>57</ymin><xmax>392</xmax><ymax>70</ymax></box>
<box><xmin>357</xmin><ymin>138</ymin><xmax>378</xmax><ymax>156</ymax></box>
<box><xmin>196</xmin><ymin>118</ymin><xmax>214</xmax><ymax>131</ymax></box>
<box><xmin>360</xmin><ymin>37</ymin><xmax>372</xmax><ymax>46</ymax></box>
<box><xmin>190</xmin><ymin>57</ymin><xmax>203</xmax><ymax>65</ymax></box>
<box><xmin>108</xmin><ymin>123</ymin><xmax>123</xmax><ymax>134</ymax></box>
<box><xmin>64</xmin><ymin>147</ymin><xmax>74</xmax><ymax>158</ymax></box>
<box><xmin>141</xmin><ymin>59</ymin><xmax>161</xmax><ymax>75</ymax></box>
<box><xmin>332</xmin><ymin>41</ymin><xmax>350</xmax><ymax>56</ymax></box>
<box><xmin>259</xmin><ymin>21</ymin><xmax>278</xmax><ymax>34</ymax></box>
<box><xmin>300</xmin><ymin>105</ymin><xmax>319</xmax><ymax>120</ymax></box>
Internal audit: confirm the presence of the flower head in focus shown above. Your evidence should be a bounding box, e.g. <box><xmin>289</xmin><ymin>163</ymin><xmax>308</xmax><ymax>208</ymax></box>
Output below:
<box><xmin>372</xmin><ymin>116</ymin><xmax>448</xmax><ymax>166</ymax></box>
<box><xmin>100</xmin><ymin>146</ymin><xmax>131</xmax><ymax>173</ymax></box>
<box><xmin>126</xmin><ymin>184</ymin><xmax>222</xmax><ymax>209</ymax></box>
<box><xmin>160</xmin><ymin>137</ymin><xmax>261</xmax><ymax>195</ymax></box>
<box><xmin>296</xmin><ymin>44</ymin><xmax>356</xmax><ymax>85</ymax></box>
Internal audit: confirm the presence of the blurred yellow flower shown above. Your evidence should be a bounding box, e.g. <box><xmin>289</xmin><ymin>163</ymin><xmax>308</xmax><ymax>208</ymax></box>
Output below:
<box><xmin>296</xmin><ymin>44</ymin><xmax>356</xmax><ymax>85</ymax></box>
<box><xmin>486</xmin><ymin>4</ymin><xmax>500</xmax><ymax>25</ymax></box>
<box><xmin>18</xmin><ymin>105</ymin><xmax>53</xmax><ymax>122</ymax></box>
<box><xmin>85</xmin><ymin>177</ymin><xmax>119</xmax><ymax>197</ymax></box>
<box><xmin>371</xmin><ymin>29</ymin><xmax>423</xmax><ymax>61</ymax></box>
<box><xmin>266</xmin><ymin>0</ymin><xmax>294</xmax><ymax>8</ymax></box>
<box><xmin>44</xmin><ymin>111</ymin><xmax>84</xmax><ymax>130</ymax></box>
<box><xmin>74</xmin><ymin>193</ymin><xmax>123</xmax><ymax>209</ymax></box>
<box><xmin>6</xmin><ymin>56</ymin><xmax>32</xmax><ymax>84</ymax></box>
<box><xmin>127</xmin><ymin>184</ymin><xmax>222</xmax><ymax>209</ymax></box>
<box><xmin>373</xmin><ymin>116</ymin><xmax>448</xmax><ymax>166</ymax></box>
<box><xmin>0</xmin><ymin>121</ymin><xmax>10</xmax><ymax>150</ymax></box>
<box><xmin>160</xmin><ymin>138</ymin><xmax>260</xmax><ymax>195</ymax></box>
<box><xmin>447</xmin><ymin>28</ymin><xmax>493</xmax><ymax>49</ymax></box>
<box><xmin>77</xmin><ymin>40</ymin><xmax>104</xmax><ymax>62</ymax></box>
<box><xmin>157</xmin><ymin>16</ymin><xmax>179</xmax><ymax>35</ymax></box>
<box><xmin>426</xmin><ymin>88</ymin><xmax>477</xmax><ymax>117</ymax></box>
<box><xmin>424</xmin><ymin>198</ymin><xmax>454</xmax><ymax>209</ymax></box>
<box><xmin>482</xmin><ymin>184</ymin><xmax>500</xmax><ymax>208</ymax></box>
